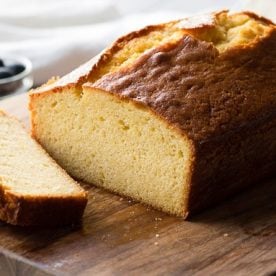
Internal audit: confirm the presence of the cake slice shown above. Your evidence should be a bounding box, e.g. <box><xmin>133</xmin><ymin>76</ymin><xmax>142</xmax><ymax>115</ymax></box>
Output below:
<box><xmin>0</xmin><ymin>111</ymin><xmax>87</xmax><ymax>226</ymax></box>
<box><xmin>29</xmin><ymin>11</ymin><xmax>276</xmax><ymax>217</ymax></box>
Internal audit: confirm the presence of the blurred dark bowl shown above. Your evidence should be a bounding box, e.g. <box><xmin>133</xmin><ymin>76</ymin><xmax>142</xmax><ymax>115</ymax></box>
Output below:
<box><xmin>0</xmin><ymin>56</ymin><xmax>33</xmax><ymax>98</ymax></box>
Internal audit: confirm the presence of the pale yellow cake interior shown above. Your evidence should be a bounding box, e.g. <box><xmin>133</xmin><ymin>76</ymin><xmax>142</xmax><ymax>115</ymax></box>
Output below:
<box><xmin>32</xmin><ymin>89</ymin><xmax>192</xmax><ymax>215</ymax></box>
<box><xmin>0</xmin><ymin>113</ymin><xmax>85</xmax><ymax>197</ymax></box>
<box><xmin>30</xmin><ymin>12</ymin><xmax>273</xmax><ymax>216</ymax></box>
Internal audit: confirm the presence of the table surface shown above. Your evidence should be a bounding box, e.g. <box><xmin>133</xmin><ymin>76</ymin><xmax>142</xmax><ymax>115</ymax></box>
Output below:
<box><xmin>0</xmin><ymin>93</ymin><xmax>275</xmax><ymax>276</ymax></box>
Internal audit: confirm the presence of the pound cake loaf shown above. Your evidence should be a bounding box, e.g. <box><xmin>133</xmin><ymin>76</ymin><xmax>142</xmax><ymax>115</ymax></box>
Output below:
<box><xmin>29</xmin><ymin>11</ymin><xmax>276</xmax><ymax>217</ymax></box>
<box><xmin>0</xmin><ymin>111</ymin><xmax>87</xmax><ymax>226</ymax></box>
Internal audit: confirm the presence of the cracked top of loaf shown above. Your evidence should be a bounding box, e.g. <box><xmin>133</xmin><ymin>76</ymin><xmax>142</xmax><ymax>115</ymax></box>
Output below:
<box><xmin>30</xmin><ymin>10</ymin><xmax>276</xmax><ymax>142</ymax></box>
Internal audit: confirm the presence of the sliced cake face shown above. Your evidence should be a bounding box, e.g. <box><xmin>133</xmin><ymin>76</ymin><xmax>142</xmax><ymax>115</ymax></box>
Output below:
<box><xmin>0</xmin><ymin>112</ymin><xmax>87</xmax><ymax>226</ymax></box>
<box><xmin>29</xmin><ymin>11</ymin><xmax>275</xmax><ymax>217</ymax></box>
<box><xmin>0</xmin><ymin>113</ymin><xmax>85</xmax><ymax>198</ymax></box>
<box><xmin>31</xmin><ymin>88</ymin><xmax>194</xmax><ymax>216</ymax></box>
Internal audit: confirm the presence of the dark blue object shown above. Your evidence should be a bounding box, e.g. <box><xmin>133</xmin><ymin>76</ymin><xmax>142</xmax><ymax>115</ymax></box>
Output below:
<box><xmin>0</xmin><ymin>59</ymin><xmax>4</xmax><ymax>67</ymax></box>
<box><xmin>0</xmin><ymin>68</ymin><xmax>13</xmax><ymax>79</ymax></box>
<box><xmin>8</xmin><ymin>64</ymin><xmax>25</xmax><ymax>75</ymax></box>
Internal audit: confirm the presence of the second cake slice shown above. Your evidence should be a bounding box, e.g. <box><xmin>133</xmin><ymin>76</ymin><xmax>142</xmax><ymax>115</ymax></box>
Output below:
<box><xmin>0</xmin><ymin>111</ymin><xmax>87</xmax><ymax>226</ymax></box>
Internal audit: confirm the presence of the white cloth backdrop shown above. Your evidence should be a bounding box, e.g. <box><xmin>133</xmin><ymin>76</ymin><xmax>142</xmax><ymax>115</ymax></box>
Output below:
<box><xmin>0</xmin><ymin>0</ymin><xmax>274</xmax><ymax>85</ymax></box>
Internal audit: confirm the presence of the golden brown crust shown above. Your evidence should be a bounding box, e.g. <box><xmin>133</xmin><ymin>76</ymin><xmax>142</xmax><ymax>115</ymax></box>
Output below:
<box><xmin>30</xmin><ymin>23</ymin><xmax>169</xmax><ymax>96</ymax></box>
<box><xmin>187</xmin><ymin>116</ymin><xmax>276</xmax><ymax>214</ymax></box>
<box><xmin>29</xmin><ymin>10</ymin><xmax>275</xmax><ymax>97</ymax></box>
<box><xmin>0</xmin><ymin>185</ymin><xmax>87</xmax><ymax>226</ymax></box>
<box><xmin>241</xmin><ymin>11</ymin><xmax>275</xmax><ymax>25</ymax></box>
<box><xmin>92</xmin><ymin>28</ymin><xmax>276</xmax><ymax>142</ymax></box>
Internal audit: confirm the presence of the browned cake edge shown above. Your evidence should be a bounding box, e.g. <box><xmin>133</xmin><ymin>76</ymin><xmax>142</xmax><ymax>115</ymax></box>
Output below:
<box><xmin>29</xmin><ymin>23</ymin><xmax>170</xmax><ymax>96</ymax></box>
<box><xmin>0</xmin><ymin>188</ymin><xmax>87</xmax><ymax>226</ymax></box>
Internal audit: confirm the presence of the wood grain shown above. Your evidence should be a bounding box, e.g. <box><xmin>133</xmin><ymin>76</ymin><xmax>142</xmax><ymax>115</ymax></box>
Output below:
<box><xmin>0</xmin><ymin>93</ymin><xmax>275</xmax><ymax>276</ymax></box>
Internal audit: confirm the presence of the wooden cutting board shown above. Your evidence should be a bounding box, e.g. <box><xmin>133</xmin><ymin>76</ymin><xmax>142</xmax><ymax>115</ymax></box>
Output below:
<box><xmin>0</xmin><ymin>93</ymin><xmax>275</xmax><ymax>276</ymax></box>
